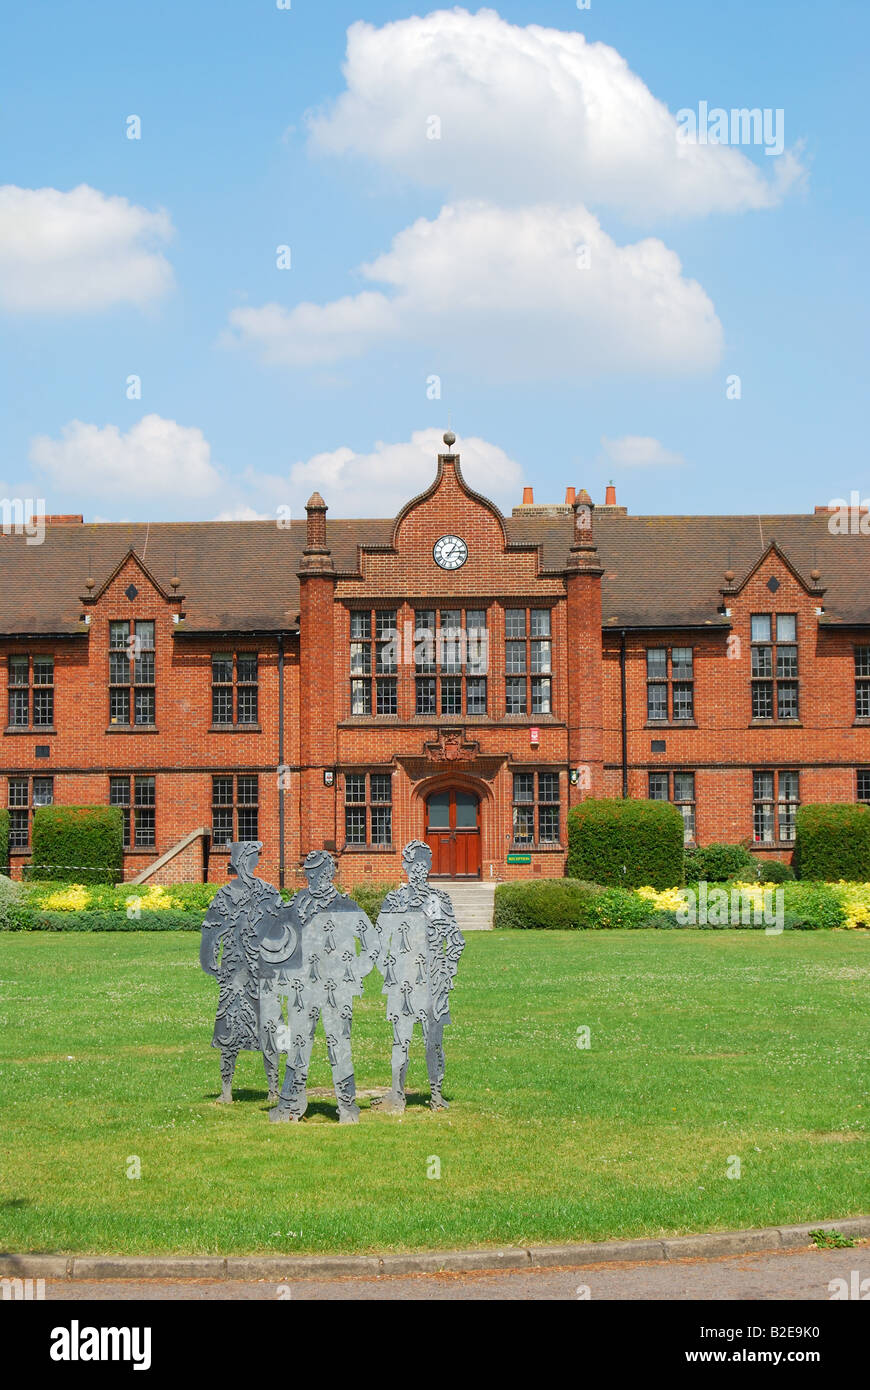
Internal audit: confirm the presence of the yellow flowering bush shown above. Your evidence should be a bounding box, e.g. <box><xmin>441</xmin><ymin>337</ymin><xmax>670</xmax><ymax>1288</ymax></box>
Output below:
<box><xmin>635</xmin><ymin>885</ymin><xmax>687</xmax><ymax>912</ymax></box>
<box><xmin>829</xmin><ymin>882</ymin><xmax>870</xmax><ymax>930</ymax></box>
<box><xmin>124</xmin><ymin>885</ymin><xmax>180</xmax><ymax>913</ymax></box>
<box><xmin>40</xmin><ymin>884</ymin><xmax>91</xmax><ymax>911</ymax></box>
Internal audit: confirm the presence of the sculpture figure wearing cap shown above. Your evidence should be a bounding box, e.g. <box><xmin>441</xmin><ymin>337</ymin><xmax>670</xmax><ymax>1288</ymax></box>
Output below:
<box><xmin>372</xmin><ymin>840</ymin><xmax>465</xmax><ymax>1114</ymax></box>
<box><xmin>262</xmin><ymin>850</ymin><xmax>378</xmax><ymax>1124</ymax></box>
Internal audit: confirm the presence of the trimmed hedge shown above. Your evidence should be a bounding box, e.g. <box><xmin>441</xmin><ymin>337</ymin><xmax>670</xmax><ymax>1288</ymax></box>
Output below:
<box><xmin>567</xmin><ymin>798</ymin><xmax>684</xmax><ymax>889</ymax></box>
<box><xmin>684</xmin><ymin>842</ymin><xmax>757</xmax><ymax>883</ymax></box>
<box><xmin>0</xmin><ymin>808</ymin><xmax>8</xmax><ymax>876</ymax></box>
<box><xmin>2</xmin><ymin>907</ymin><xmax>202</xmax><ymax>932</ymax></box>
<box><xmin>793</xmin><ymin>804</ymin><xmax>870</xmax><ymax>882</ymax></box>
<box><xmin>29</xmin><ymin>806</ymin><xmax>124</xmax><ymax>885</ymax></box>
<box><xmin>494</xmin><ymin>879</ymin><xmax>603</xmax><ymax>930</ymax></box>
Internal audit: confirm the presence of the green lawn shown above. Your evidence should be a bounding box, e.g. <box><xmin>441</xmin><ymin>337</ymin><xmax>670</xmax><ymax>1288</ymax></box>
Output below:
<box><xmin>0</xmin><ymin>930</ymin><xmax>867</xmax><ymax>1255</ymax></box>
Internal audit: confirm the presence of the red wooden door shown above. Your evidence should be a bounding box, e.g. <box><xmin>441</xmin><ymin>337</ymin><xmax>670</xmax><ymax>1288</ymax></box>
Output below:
<box><xmin>425</xmin><ymin>789</ymin><xmax>481</xmax><ymax>878</ymax></box>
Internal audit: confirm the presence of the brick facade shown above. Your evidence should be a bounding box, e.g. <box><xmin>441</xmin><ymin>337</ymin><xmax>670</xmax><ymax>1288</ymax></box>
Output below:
<box><xmin>2</xmin><ymin>445</ymin><xmax>869</xmax><ymax>884</ymax></box>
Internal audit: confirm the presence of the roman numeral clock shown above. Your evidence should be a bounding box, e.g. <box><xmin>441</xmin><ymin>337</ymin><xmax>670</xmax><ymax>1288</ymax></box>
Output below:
<box><xmin>433</xmin><ymin>535</ymin><xmax>469</xmax><ymax>570</ymax></box>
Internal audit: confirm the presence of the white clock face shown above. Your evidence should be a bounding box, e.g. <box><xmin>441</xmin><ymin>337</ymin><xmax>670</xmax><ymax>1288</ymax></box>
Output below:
<box><xmin>433</xmin><ymin>535</ymin><xmax>468</xmax><ymax>570</ymax></box>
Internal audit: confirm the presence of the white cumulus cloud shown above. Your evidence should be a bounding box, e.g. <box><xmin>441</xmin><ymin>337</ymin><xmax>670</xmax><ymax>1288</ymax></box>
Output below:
<box><xmin>228</xmin><ymin>200</ymin><xmax>722</xmax><ymax>379</ymax></box>
<box><xmin>601</xmin><ymin>435</ymin><xmax>686</xmax><ymax>468</ymax></box>
<box><xmin>0</xmin><ymin>185</ymin><xmax>173</xmax><ymax>312</ymax></box>
<box><xmin>282</xmin><ymin>428</ymin><xmax>523</xmax><ymax>517</ymax></box>
<box><xmin>29</xmin><ymin>415</ymin><xmax>220</xmax><ymax>499</ymax></box>
<box><xmin>308</xmin><ymin>9</ymin><xmax>803</xmax><ymax>219</ymax></box>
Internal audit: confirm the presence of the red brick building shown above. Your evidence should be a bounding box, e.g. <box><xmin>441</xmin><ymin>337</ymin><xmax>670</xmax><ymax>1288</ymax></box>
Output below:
<box><xmin>2</xmin><ymin>437</ymin><xmax>868</xmax><ymax>886</ymax></box>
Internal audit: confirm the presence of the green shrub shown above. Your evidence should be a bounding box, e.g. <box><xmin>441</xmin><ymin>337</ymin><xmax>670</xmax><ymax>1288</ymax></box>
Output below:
<box><xmin>494</xmin><ymin>879</ymin><xmax>603</xmax><ymax>930</ymax></box>
<box><xmin>586</xmin><ymin>887</ymin><xmax>653</xmax><ymax>930</ymax></box>
<box><xmin>0</xmin><ymin>874</ymin><xmax>22</xmax><ymax>929</ymax></box>
<box><xmin>1</xmin><ymin>907</ymin><xmax>204</xmax><ymax>932</ymax></box>
<box><xmin>29</xmin><ymin>806</ymin><xmax>123</xmax><ymax>885</ymax></box>
<box><xmin>343</xmin><ymin>882</ymin><xmax>398</xmax><ymax>923</ymax></box>
<box><xmin>793</xmin><ymin>804</ymin><xmax>870</xmax><ymax>882</ymax></box>
<box><xmin>638</xmin><ymin>908</ymin><xmax>683</xmax><ymax>930</ymax></box>
<box><xmin>0</xmin><ymin>808</ymin><xmax>8</xmax><ymax>875</ymax></box>
<box><xmin>782</xmin><ymin>881</ymin><xmax>846</xmax><ymax>930</ymax></box>
<box><xmin>781</xmin><ymin>911</ymin><xmax>817</xmax><ymax>931</ymax></box>
<box><xmin>567</xmin><ymin>799</ymin><xmax>684</xmax><ymax>889</ymax></box>
<box><xmin>759</xmin><ymin>859</ymin><xmax>795</xmax><ymax>884</ymax></box>
<box><xmin>684</xmin><ymin>843</ymin><xmax>757</xmax><ymax>883</ymax></box>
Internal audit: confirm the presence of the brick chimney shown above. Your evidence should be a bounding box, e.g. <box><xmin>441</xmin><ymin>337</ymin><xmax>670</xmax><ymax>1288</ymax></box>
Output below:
<box><xmin>298</xmin><ymin>493</ymin><xmax>337</xmax><ymax>854</ymax></box>
<box><xmin>565</xmin><ymin>489</ymin><xmax>604</xmax><ymax>809</ymax></box>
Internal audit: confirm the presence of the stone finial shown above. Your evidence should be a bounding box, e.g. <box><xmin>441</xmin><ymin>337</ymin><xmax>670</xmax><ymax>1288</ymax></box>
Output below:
<box><xmin>443</xmin><ymin>431</ymin><xmax>456</xmax><ymax>450</ymax></box>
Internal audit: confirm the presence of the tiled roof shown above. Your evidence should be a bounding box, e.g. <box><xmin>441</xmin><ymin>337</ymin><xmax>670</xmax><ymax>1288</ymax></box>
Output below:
<box><xmin>0</xmin><ymin>510</ymin><xmax>865</xmax><ymax>636</ymax></box>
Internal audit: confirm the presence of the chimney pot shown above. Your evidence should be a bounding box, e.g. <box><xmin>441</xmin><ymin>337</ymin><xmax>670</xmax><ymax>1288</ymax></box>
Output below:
<box><xmin>565</xmin><ymin>486</ymin><xmax>576</xmax><ymax>506</ymax></box>
<box><xmin>522</xmin><ymin>486</ymin><xmax>534</xmax><ymax>505</ymax></box>
<box><xmin>605</xmin><ymin>482</ymin><xmax>617</xmax><ymax>507</ymax></box>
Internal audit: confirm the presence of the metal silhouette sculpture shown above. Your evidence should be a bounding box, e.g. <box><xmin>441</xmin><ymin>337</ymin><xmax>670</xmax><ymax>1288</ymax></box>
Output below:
<box><xmin>372</xmin><ymin>840</ymin><xmax>465</xmax><ymax>1113</ymax></box>
<box><xmin>199</xmin><ymin>841</ymin><xmax>283</xmax><ymax>1104</ymax></box>
<box><xmin>262</xmin><ymin>850</ymin><xmax>378</xmax><ymax>1124</ymax></box>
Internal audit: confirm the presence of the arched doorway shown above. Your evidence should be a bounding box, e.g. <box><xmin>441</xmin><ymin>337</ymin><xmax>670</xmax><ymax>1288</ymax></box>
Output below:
<box><xmin>424</xmin><ymin>787</ymin><xmax>481</xmax><ymax>879</ymax></box>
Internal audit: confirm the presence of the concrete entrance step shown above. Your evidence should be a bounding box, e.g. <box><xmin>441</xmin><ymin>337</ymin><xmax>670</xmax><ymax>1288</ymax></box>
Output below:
<box><xmin>437</xmin><ymin>880</ymin><xmax>496</xmax><ymax>932</ymax></box>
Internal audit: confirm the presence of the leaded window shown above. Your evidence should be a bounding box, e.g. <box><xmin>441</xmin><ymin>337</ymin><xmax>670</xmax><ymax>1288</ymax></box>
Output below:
<box><xmin>350</xmin><ymin>610</ymin><xmax>397</xmax><ymax>717</ymax></box>
<box><xmin>6</xmin><ymin>774</ymin><xmax>53</xmax><ymax>851</ymax></box>
<box><xmin>110</xmin><ymin>775</ymin><xmax>156</xmax><ymax>848</ymax></box>
<box><xmin>7</xmin><ymin>655</ymin><xmax>54</xmax><ymax>728</ymax></box>
<box><xmin>414</xmin><ymin>607</ymin><xmax>489</xmax><ymax>717</ymax></box>
<box><xmin>504</xmin><ymin>609</ymin><xmax>551</xmax><ymax>716</ymax></box>
<box><xmin>753</xmin><ymin>770</ymin><xmax>798</xmax><ymax>844</ymax></box>
<box><xmin>212</xmin><ymin>774</ymin><xmax>258</xmax><ymax>845</ymax></box>
<box><xmin>512</xmin><ymin>771</ymin><xmax>561</xmax><ymax>846</ymax></box>
<box><xmin>646</xmin><ymin>647</ymin><xmax>694</xmax><ymax>722</ymax></box>
<box><xmin>109</xmin><ymin>620</ymin><xmax>155</xmax><ymax>726</ymax></box>
<box><xmin>211</xmin><ymin>653</ymin><xmax>259</xmax><ymax>726</ymax></box>
<box><xmin>751</xmin><ymin>615</ymin><xmax>799</xmax><ymax>723</ymax></box>
<box><xmin>344</xmin><ymin>772</ymin><xmax>392</xmax><ymax>847</ymax></box>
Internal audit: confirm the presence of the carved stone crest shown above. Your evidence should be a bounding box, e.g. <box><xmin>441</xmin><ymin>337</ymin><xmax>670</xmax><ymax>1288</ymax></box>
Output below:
<box><xmin>424</xmin><ymin>728</ymin><xmax>479</xmax><ymax>763</ymax></box>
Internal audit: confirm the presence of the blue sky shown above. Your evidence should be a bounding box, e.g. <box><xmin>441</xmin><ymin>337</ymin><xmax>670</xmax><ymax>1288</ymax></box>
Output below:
<box><xmin>1</xmin><ymin>0</ymin><xmax>867</xmax><ymax>523</ymax></box>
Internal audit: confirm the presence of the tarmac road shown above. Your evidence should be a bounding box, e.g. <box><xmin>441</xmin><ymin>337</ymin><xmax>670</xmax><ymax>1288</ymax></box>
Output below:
<box><xmin>35</xmin><ymin>1242</ymin><xmax>869</xmax><ymax>1300</ymax></box>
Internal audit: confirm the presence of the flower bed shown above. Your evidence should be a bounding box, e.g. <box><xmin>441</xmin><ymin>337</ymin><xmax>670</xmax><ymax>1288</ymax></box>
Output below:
<box><xmin>495</xmin><ymin>877</ymin><xmax>870</xmax><ymax>930</ymax></box>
